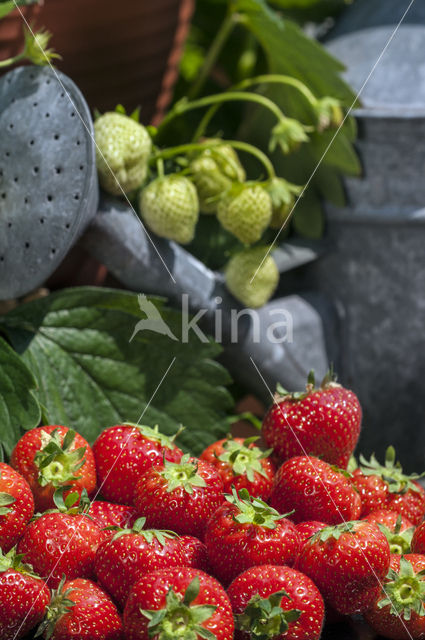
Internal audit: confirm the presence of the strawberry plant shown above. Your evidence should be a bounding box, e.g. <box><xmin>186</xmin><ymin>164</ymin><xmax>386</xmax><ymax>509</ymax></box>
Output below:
<box><xmin>0</xmin><ymin>287</ymin><xmax>234</xmax><ymax>457</ymax></box>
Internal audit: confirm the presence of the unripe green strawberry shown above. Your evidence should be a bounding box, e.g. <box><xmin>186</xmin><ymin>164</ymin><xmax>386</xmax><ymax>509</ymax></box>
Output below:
<box><xmin>139</xmin><ymin>174</ymin><xmax>199</xmax><ymax>244</ymax></box>
<box><xmin>225</xmin><ymin>247</ymin><xmax>279</xmax><ymax>308</ymax></box>
<box><xmin>190</xmin><ymin>141</ymin><xmax>246</xmax><ymax>214</ymax></box>
<box><xmin>217</xmin><ymin>184</ymin><xmax>272</xmax><ymax>245</ymax></box>
<box><xmin>94</xmin><ymin>112</ymin><xmax>152</xmax><ymax>195</ymax></box>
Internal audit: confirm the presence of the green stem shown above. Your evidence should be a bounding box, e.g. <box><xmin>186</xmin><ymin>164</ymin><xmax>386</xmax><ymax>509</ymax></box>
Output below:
<box><xmin>235</xmin><ymin>74</ymin><xmax>318</xmax><ymax>106</ymax></box>
<box><xmin>193</xmin><ymin>74</ymin><xmax>317</xmax><ymax>142</ymax></box>
<box><xmin>0</xmin><ymin>52</ymin><xmax>24</xmax><ymax>69</ymax></box>
<box><xmin>187</xmin><ymin>11</ymin><xmax>238</xmax><ymax>100</ymax></box>
<box><xmin>192</xmin><ymin>104</ymin><xmax>221</xmax><ymax>143</ymax></box>
<box><xmin>158</xmin><ymin>91</ymin><xmax>286</xmax><ymax>135</ymax></box>
<box><xmin>152</xmin><ymin>140</ymin><xmax>275</xmax><ymax>179</ymax></box>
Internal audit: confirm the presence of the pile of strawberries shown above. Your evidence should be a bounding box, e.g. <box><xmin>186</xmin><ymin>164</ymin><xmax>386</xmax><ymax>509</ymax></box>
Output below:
<box><xmin>2</xmin><ymin>372</ymin><xmax>425</xmax><ymax>640</ymax></box>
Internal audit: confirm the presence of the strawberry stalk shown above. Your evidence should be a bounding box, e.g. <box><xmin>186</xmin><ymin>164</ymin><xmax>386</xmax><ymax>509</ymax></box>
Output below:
<box><xmin>34</xmin><ymin>429</ymin><xmax>87</xmax><ymax>489</ymax></box>
<box><xmin>36</xmin><ymin>576</ymin><xmax>76</xmax><ymax>639</ymax></box>
<box><xmin>377</xmin><ymin>517</ymin><xmax>415</xmax><ymax>555</ymax></box>
<box><xmin>157</xmin><ymin>91</ymin><xmax>310</xmax><ymax>156</ymax></box>
<box><xmin>152</xmin><ymin>140</ymin><xmax>276</xmax><ymax>180</ymax></box>
<box><xmin>187</xmin><ymin>9</ymin><xmax>239</xmax><ymax>100</ymax></box>
<box><xmin>160</xmin><ymin>455</ymin><xmax>207</xmax><ymax>495</ymax></box>
<box><xmin>235</xmin><ymin>590</ymin><xmax>301</xmax><ymax>639</ymax></box>
<box><xmin>378</xmin><ymin>557</ymin><xmax>425</xmax><ymax>620</ymax></box>
<box><xmin>0</xmin><ymin>26</ymin><xmax>60</xmax><ymax>69</ymax></box>
<box><xmin>226</xmin><ymin>487</ymin><xmax>292</xmax><ymax>529</ymax></box>
<box><xmin>140</xmin><ymin>576</ymin><xmax>218</xmax><ymax>640</ymax></box>
<box><xmin>217</xmin><ymin>437</ymin><xmax>271</xmax><ymax>481</ymax></box>
<box><xmin>359</xmin><ymin>446</ymin><xmax>425</xmax><ymax>495</ymax></box>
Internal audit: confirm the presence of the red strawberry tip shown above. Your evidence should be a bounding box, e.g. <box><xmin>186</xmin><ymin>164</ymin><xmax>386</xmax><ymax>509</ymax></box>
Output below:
<box><xmin>225</xmin><ymin>487</ymin><xmax>293</xmax><ymax>529</ymax></box>
<box><xmin>139</xmin><ymin>576</ymin><xmax>218</xmax><ymax>640</ymax></box>
<box><xmin>160</xmin><ymin>454</ymin><xmax>207</xmax><ymax>495</ymax></box>
<box><xmin>35</xmin><ymin>574</ymin><xmax>76</xmax><ymax>639</ymax></box>
<box><xmin>235</xmin><ymin>590</ymin><xmax>301</xmax><ymax>639</ymax></box>
<box><xmin>123</xmin><ymin>422</ymin><xmax>185</xmax><ymax>448</ymax></box>
<box><xmin>377</xmin><ymin>556</ymin><xmax>425</xmax><ymax>620</ymax></box>
<box><xmin>359</xmin><ymin>446</ymin><xmax>425</xmax><ymax>495</ymax></box>
<box><xmin>217</xmin><ymin>438</ymin><xmax>272</xmax><ymax>482</ymax></box>
<box><xmin>34</xmin><ymin>428</ymin><xmax>86</xmax><ymax>488</ymax></box>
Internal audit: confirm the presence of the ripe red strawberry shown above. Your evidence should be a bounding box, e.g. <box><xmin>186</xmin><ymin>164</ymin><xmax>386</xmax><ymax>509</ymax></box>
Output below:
<box><xmin>133</xmin><ymin>454</ymin><xmax>224</xmax><ymax>539</ymax></box>
<box><xmin>269</xmin><ymin>455</ymin><xmax>361</xmax><ymax>524</ymax></box>
<box><xmin>124</xmin><ymin>568</ymin><xmax>234</xmax><ymax>640</ymax></box>
<box><xmin>364</xmin><ymin>509</ymin><xmax>414</xmax><ymax>531</ymax></box>
<box><xmin>227</xmin><ymin>564</ymin><xmax>325</xmax><ymax>640</ymax></box>
<box><xmin>0</xmin><ymin>462</ymin><xmax>34</xmax><ymax>552</ymax></box>
<box><xmin>200</xmin><ymin>435</ymin><xmax>275</xmax><ymax>500</ymax></box>
<box><xmin>411</xmin><ymin>521</ymin><xmax>425</xmax><ymax>554</ymax></box>
<box><xmin>10</xmin><ymin>425</ymin><xmax>96</xmax><ymax>512</ymax></box>
<box><xmin>352</xmin><ymin>446</ymin><xmax>425</xmax><ymax>525</ymax></box>
<box><xmin>17</xmin><ymin>494</ymin><xmax>105</xmax><ymax>588</ymax></box>
<box><xmin>262</xmin><ymin>371</ymin><xmax>362</xmax><ymax>468</ymax></box>
<box><xmin>295</xmin><ymin>520</ymin><xmax>328</xmax><ymax>546</ymax></box>
<box><xmin>364</xmin><ymin>510</ymin><xmax>415</xmax><ymax>555</ymax></box>
<box><xmin>364</xmin><ymin>554</ymin><xmax>425</xmax><ymax>640</ymax></box>
<box><xmin>37</xmin><ymin>577</ymin><xmax>123</xmax><ymax>639</ymax></box>
<box><xmin>179</xmin><ymin>535</ymin><xmax>211</xmax><ymax>573</ymax></box>
<box><xmin>93</xmin><ymin>423</ymin><xmax>183</xmax><ymax>505</ymax></box>
<box><xmin>205</xmin><ymin>488</ymin><xmax>300</xmax><ymax>585</ymax></box>
<box><xmin>94</xmin><ymin>517</ymin><xmax>186</xmax><ymax>608</ymax></box>
<box><xmin>88</xmin><ymin>500</ymin><xmax>138</xmax><ymax>537</ymax></box>
<box><xmin>0</xmin><ymin>547</ymin><xmax>50</xmax><ymax>640</ymax></box>
<box><xmin>296</xmin><ymin>520</ymin><xmax>390</xmax><ymax>615</ymax></box>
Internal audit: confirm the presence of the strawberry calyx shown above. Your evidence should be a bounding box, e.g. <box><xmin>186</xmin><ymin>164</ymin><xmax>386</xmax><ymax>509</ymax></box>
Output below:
<box><xmin>235</xmin><ymin>590</ymin><xmax>301</xmax><ymax>639</ymax></box>
<box><xmin>32</xmin><ymin>487</ymin><xmax>91</xmax><ymax>520</ymax></box>
<box><xmin>140</xmin><ymin>576</ymin><xmax>217</xmax><ymax>640</ymax></box>
<box><xmin>160</xmin><ymin>455</ymin><xmax>207</xmax><ymax>495</ymax></box>
<box><xmin>124</xmin><ymin>423</ymin><xmax>184</xmax><ymax>449</ymax></box>
<box><xmin>226</xmin><ymin>487</ymin><xmax>292</xmax><ymax>529</ymax></box>
<box><xmin>110</xmin><ymin>517</ymin><xmax>178</xmax><ymax>546</ymax></box>
<box><xmin>34</xmin><ymin>428</ymin><xmax>86</xmax><ymax>489</ymax></box>
<box><xmin>0</xmin><ymin>547</ymin><xmax>39</xmax><ymax>579</ymax></box>
<box><xmin>36</xmin><ymin>575</ymin><xmax>76</xmax><ymax>639</ymax></box>
<box><xmin>378</xmin><ymin>557</ymin><xmax>425</xmax><ymax>620</ymax></box>
<box><xmin>359</xmin><ymin>446</ymin><xmax>425</xmax><ymax>495</ymax></box>
<box><xmin>274</xmin><ymin>367</ymin><xmax>340</xmax><ymax>403</ymax></box>
<box><xmin>377</xmin><ymin>517</ymin><xmax>415</xmax><ymax>555</ymax></box>
<box><xmin>310</xmin><ymin>521</ymin><xmax>356</xmax><ymax>543</ymax></box>
<box><xmin>0</xmin><ymin>483</ymin><xmax>15</xmax><ymax>515</ymax></box>
<box><xmin>217</xmin><ymin>437</ymin><xmax>271</xmax><ymax>481</ymax></box>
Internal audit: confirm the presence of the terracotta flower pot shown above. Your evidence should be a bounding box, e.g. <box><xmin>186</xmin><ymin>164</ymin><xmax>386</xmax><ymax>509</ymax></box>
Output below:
<box><xmin>0</xmin><ymin>0</ymin><xmax>194</xmax><ymax>123</ymax></box>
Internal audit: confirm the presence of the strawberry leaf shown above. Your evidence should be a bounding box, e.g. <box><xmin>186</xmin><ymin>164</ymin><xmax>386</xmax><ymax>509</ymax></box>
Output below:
<box><xmin>0</xmin><ymin>287</ymin><xmax>233</xmax><ymax>456</ymax></box>
<box><xmin>0</xmin><ymin>337</ymin><xmax>41</xmax><ymax>455</ymax></box>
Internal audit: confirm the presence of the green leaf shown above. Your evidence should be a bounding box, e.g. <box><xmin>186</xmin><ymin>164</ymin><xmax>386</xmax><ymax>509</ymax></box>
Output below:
<box><xmin>292</xmin><ymin>190</ymin><xmax>325</xmax><ymax>238</ymax></box>
<box><xmin>234</xmin><ymin>0</ymin><xmax>355</xmax><ymax>100</ymax></box>
<box><xmin>0</xmin><ymin>0</ymin><xmax>38</xmax><ymax>18</ymax></box>
<box><xmin>0</xmin><ymin>337</ymin><xmax>41</xmax><ymax>455</ymax></box>
<box><xmin>0</xmin><ymin>288</ymin><xmax>233</xmax><ymax>456</ymax></box>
